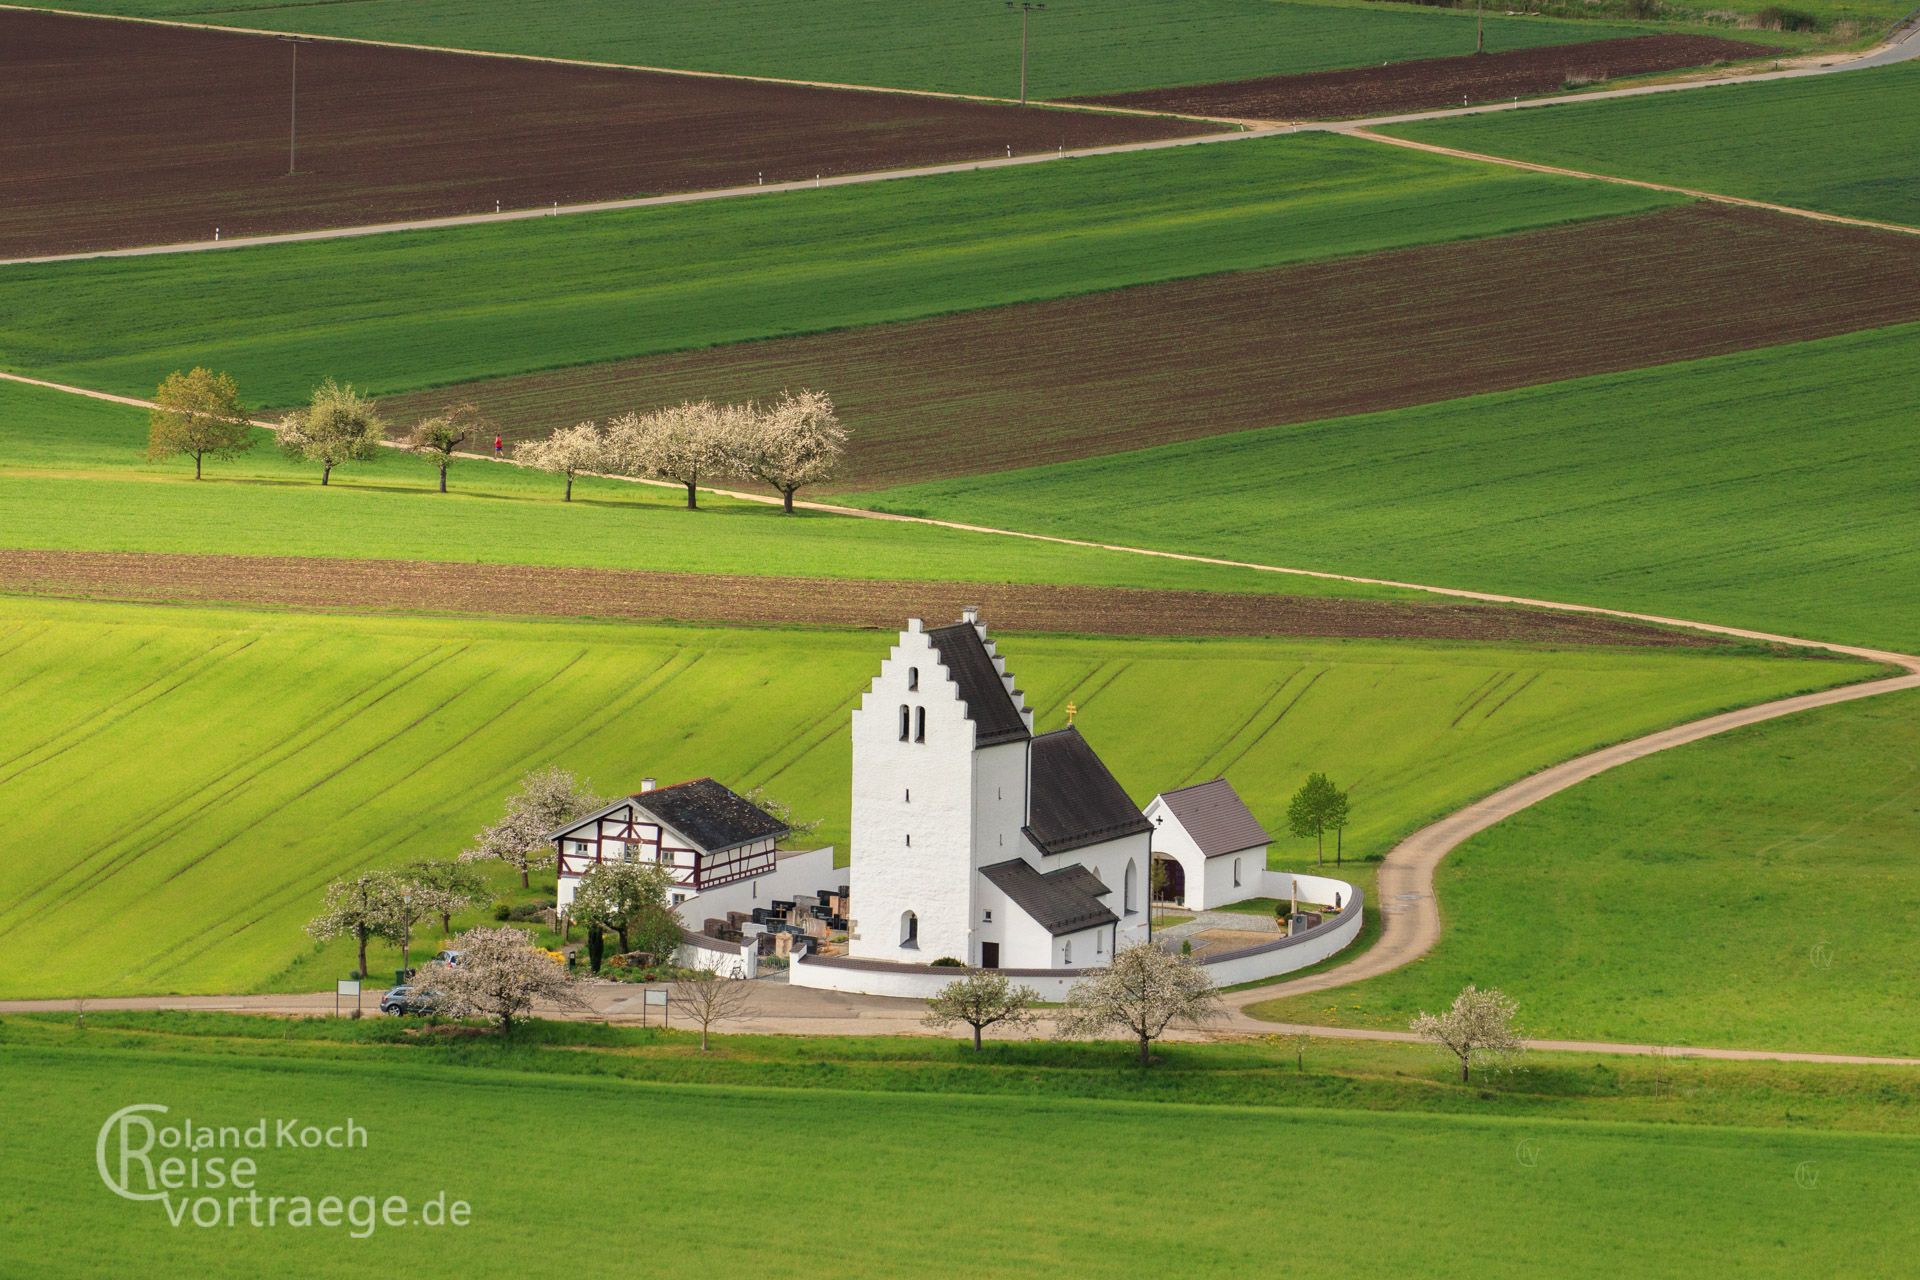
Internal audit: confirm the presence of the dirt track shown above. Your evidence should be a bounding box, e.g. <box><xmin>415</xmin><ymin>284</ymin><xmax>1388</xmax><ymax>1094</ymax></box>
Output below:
<box><xmin>385</xmin><ymin>204</ymin><xmax>1920</xmax><ymax>489</ymax></box>
<box><xmin>0</xmin><ymin>9</ymin><xmax>1202</xmax><ymax>258</ymax></box>
<box><xmin>0</xmin><ymin>549</ymin><xmax>1735</xmax><ymax>647</ymax></box>
<box><xmin>1072</xmin><ymin>35</ymin><xmax>1784</xmax><ymax>121</ymax></box>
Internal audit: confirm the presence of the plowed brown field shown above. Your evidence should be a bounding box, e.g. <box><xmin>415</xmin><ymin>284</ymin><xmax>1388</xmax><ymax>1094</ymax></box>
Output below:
<box><xmin>1068</xmin><ymin>35</ymin><xmax>1783</xmax><ymax>120</ymax></box>
<box><xmin>0</xmin><ymin>549</ymin><xmax>1728</xmax><ymax>646</ymax></box>
<box><xmin>0</xmin><ymin>10</ymin><xmax>1204</xmax><ymax>258</ymax></box>
<box><xmin>384</xmin><ymin>204</ymin><xmax>1920</xmax><ymax>489</ymax></box>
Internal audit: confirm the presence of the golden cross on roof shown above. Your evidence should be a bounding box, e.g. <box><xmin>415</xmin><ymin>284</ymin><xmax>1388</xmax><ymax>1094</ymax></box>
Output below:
<box><xmin>1065</xmin><ymin>701</ymin><xmax>1078</xmax><ymax>725</ymax></box>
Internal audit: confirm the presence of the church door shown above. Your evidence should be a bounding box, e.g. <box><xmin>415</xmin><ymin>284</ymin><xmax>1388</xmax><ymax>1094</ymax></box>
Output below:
<box><xmin>980</xmin><ymin>942</ymin><xmax>1000</xmax><ymax>970</ymax></box>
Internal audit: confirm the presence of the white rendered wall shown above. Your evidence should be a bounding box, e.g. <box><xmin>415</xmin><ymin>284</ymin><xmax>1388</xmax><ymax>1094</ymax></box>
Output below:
<box><xmin>1205</xmin><ymin>846</ymin><xmax>1267</xmax><ymax>909</ymax></box>
<box><xmin>849</xmin><ymin>623</ymin><xmax>982</xmax><ymax>964</ymax></box>
<box><xmin>792</xmin><ymin>873</ymin><xmax>1363</xmax><ymax>1000</ymax></box>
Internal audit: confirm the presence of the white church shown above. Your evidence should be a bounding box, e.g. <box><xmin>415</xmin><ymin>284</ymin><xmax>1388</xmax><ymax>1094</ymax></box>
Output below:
<box><xmin>847</xmin><ymin>609</ymin><xmax>1156</xmax><ymax>971</ymax></box>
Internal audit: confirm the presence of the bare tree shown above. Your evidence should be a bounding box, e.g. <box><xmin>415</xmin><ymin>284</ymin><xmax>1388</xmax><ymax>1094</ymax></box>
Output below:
<box><xmin>306</xmin><ymin>870</ymin><xmax>401</xmax><ymax>979</ymax></box>
<box><xmin>672</xmin><ymin>966</ymin><xmax>755</xmax><ymax>1050</ymax></box>
<box><xmin>147</xmin><ymin>368</ymin><xmax>252</xmax><ymax>479</ymax></box>
<box><xmin>279</xmin><ymin>378</ymin><xmax>387</xmax><ymax>485</ymax></box>
<box><xmin>460</xmin><ymin>766</ymin><xmax>603</xmax><ymax>888</ymax></box>
<box><xmin>405</xmin><ymin>858</ymin><xmax>487</xmax><ymax>937</ymax></box>
<box><xmin>607</xmin><ymin>401</ymin><xmax>728</xmax><ymax>509</ymax></box>
<box><xmin>418</xmin><ymin>926</ymin><xmax>585</xmax><ymax>1035</ymax></box>
<box><xmin>1411</xmin><ymin>984</ymin><xmax>1525</xmax><ymax>1082</ymax></box>
<box><xmin>570</xmin><ymin>859</ymin><xmax>677</xmax><ymax>956</ymax></box>
<box><xmin>516</xmin><ymin>420</ymin><xmax>605</xmax><ymax>502</ymax></box>
<box><xmin>1057</xmin><ymin>943</ymin><xmax>1223</xmax><ymax>1066</ymax></box>
<box><xmin>725</xmin><ymin>388</ymin><xmax>845</xmax><ymax>513</ymax></box>
<box><xmin>923</xmin><ymin>971</ymin><xmax>1039</xmax><ymax>1050</ymax></box>
<box><xmin>405</xmin><ymin>402</ymin><xmax>485</xmax><ymax>493</ymax></box>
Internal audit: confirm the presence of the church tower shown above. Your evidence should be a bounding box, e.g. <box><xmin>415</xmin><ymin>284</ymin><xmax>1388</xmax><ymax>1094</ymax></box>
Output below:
<box><xmin>847</xmin><ymin>609</ymin><xmax>1032</xmax><ymax>964</ymax></box>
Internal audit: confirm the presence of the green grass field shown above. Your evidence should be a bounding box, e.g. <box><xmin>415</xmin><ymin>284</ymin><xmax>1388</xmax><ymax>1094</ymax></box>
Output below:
<box><xmin>1385</xmin><ymin>61</ymin><xmax>1920</xmax><ymax>227</ymax></box>
<box><xmin>0</xmin><ymin>378</ymin><xmax>1397</xmax><ymax>599</ymax></box>
<box><xmin>0</xmin><ymin>595</ymin><xmax>1863</xmax><ymax>996</ymax></box>
<box><xmin>0</xmin><ymin>134</ymin><xmax>1679</xmax><ymax>405</ymax></box>
<box><xmin>10</xmin><ymin>0</ymin><xmax>1656</xmax><ymax>97</ymax></box>
<box><xmin>1249</xmin><ymin>689</ymin><xmax>1920</xmax><ymax>1057</ymax></box>
<box><xmin>6</xmin><ymin>1020</ymin><xmax>1918</xmax><ymax>1277</ymax></box>
<box><xmin>866</xmin><ymin>322</ymin><xmax>1920</xmax><ymax>653</ymax></box>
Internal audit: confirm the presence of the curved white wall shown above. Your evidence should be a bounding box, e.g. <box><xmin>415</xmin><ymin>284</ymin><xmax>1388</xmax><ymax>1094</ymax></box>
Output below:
<box><xmin>792</xmin><ymin>874</ymin><xmax>1364</xmax><ymax>1002</ymax></box>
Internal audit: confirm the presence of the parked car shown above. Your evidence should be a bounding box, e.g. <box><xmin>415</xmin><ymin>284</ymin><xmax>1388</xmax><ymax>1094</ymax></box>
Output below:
<box><xmin>379</xmin><ymin>984</ymin><xmax>439</xmax><ymax>1016</ymax></box>
<box><xmin>432</xmin><ymin>949</ymin><xmax>464</xmax><ymax>967</ymax></box>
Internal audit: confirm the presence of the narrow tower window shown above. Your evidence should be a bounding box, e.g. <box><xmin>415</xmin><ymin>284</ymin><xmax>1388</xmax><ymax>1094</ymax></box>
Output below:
<box><xmin>907</xmin><ymin>666</ymin><xmax>920</xmax><ymax>690</ymax></box>
<box><xmin>914</xmin><ymin>706</ymin><xmax>926</xmax><ymax>743</ymax></box>
<box><xmin>899</xmin><ymin>705</ymin><xmax>910</xmax><ymax>741</ymax></box>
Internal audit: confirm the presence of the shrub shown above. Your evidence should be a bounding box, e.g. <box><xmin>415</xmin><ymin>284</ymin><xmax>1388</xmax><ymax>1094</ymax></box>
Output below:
<box><xmin>506</xmin><ymin>901</ymin><xmax>551</xmax><ymax>923</ymax></box>
<box><xmin>1753</xmin><ymin>5</ymin><xmax>1818</xmax><ymax>29</ymax></box>
<box><xmin>492</xmin><ymin>902</ymin><xmax>511</xmax><ymax>921</ymax></box>
<box><xmin>931</xmin><ymin>956</ymin><xmax>967</xmax><ymax>968</ymax></box>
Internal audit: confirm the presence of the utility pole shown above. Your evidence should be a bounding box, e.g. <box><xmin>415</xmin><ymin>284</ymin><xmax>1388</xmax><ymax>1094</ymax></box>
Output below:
<box><xmin>1476</xmin><ymin>0</ymin><xmax>1485</xmax><ymax>54</ymax></box>
<box><xmin>278</xmin><ymin>35</ymin><xmax>313</xmax><ymax>175</ymax></box>
<box><xmin>1005</xmin><ymin>1</ymin><xmax>1046</xmax><ymax>105</ymax></box>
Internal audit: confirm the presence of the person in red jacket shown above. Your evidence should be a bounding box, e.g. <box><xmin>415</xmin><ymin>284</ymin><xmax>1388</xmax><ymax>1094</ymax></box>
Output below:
<box><xmin>493</xmin><ymin>434</ymin><xmax>504</xmax><ymax>458</ymax></box>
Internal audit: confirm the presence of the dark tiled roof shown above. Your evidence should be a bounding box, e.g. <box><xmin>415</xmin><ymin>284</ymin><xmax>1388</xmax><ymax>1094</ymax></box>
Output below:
<box><xmin>635</xmin><ymin>778</ymin><xmax>789</xmax><ymax>854</ymax></box>
<box><xmin>1045</xmin><ymin>863</ymin><xmax>1112</xmax><ymax>899</ymax></box>
<box><xmin>1154</xmin><ymin>778</ymin><xmax>1271</xmax><ymax>857</ymax></box>
<box><xmin>1024</xmin><ymin>727</ymin><xmax>1153</xmax><ymax>855</ymax></box>
<box><xmin>981</xmin><ymin>859</ymin><xmax>1119</xmax><ymax>936</ymax></box>
<box><xmin>927</xmin><ymin>622</ymin><xmax>1029</xmax><ymax>747</ymax></box>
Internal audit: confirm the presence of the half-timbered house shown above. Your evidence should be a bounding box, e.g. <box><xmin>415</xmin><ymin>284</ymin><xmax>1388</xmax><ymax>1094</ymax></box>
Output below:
<box><xmin>551</xmin><ymin>777</ymin><xmax>790</xmax><ymax>911</ymax></box>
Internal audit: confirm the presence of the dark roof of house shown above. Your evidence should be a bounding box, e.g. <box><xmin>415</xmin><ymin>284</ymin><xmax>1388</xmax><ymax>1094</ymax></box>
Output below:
<box><xmin>980</xmin><ymin>859</ymin><xmax>1119</xmax><ymax>936</ymax></box>
<box><xmin>1024</xmin><ymin>727</ymin><xmax>1153</xmax><ymax>855</ymax></box>
<box><xmin>927</xmin><ymin>622</ymin><xmax>1029</xmax><ymax>747</ymax></box>
<box><xmin>634</xmin><ymin>778</ymin><xmax>789</xmax><ymax>854</ymax></box>
<box><xmin>1153</xmin><ymin>778</ymin><xmax>1271</xmax><ymax>857</ymax></box>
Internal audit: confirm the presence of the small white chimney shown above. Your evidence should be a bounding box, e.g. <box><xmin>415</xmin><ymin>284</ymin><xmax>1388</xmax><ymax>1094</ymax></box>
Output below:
<box><xmin>962</xmin><ymin>606</ymin><xmax>980</xmax><ymax>626</ymax></box>
<box><xmin>640</xmin><ymin>777</ymin><xmax>656</xmax><ymax>793</ymax></box>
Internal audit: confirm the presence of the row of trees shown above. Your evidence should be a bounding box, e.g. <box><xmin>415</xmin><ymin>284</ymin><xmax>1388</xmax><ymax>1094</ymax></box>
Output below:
<box><xmin>144</xmin><ymin>368</ymin><xmax>487</xmax><ymax>490</ymax></box>
<box><xmin>144</xmin><ymin>367</ymin><xmax>848</xmax><ymax>512</ymax></box>
<box><xmin>518</xmin><ymin>389</ymin><xmax>846</xmax><ymax>513</ymax></box>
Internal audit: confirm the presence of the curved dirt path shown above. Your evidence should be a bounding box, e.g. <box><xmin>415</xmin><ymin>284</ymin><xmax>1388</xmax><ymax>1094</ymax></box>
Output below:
<box><xmin>1219</xmin><ymin>666</ymin><xmax>1920</xmax><ymax>1022</ymax></box>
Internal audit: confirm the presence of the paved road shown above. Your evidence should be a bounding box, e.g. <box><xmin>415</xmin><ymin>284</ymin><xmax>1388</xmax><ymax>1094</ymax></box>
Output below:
<box><xmin>9</xmin><ymin>984</ymin><xmax>1919</xmax><ymax>1066</ymax></box>
<box><xmin>4</xmin><ymin>7</ymin><xmax>1916</xmax><ymax>264</ymax></box>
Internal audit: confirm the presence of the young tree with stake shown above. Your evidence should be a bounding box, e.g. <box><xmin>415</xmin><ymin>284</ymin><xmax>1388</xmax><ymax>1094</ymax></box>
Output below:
<box><xmin>725</xmin><ymin>388</ymin><xmax>846</xmax><ymax>514</ymax></box>
<box><xmin>923</xmin><ymin>971</ymin><xmax>1040</xmax><ymax>1050</ymax></box>
<box><xmin>146</xmin><ymin>368</ymin><xmax>252</xmax><ymax>480</ymax></box>
<box><xmin>460</xmin><ymin>766</ymin><xmax>604</xmax><ymax>888</ymax></box>
<box><xmin>1411</xmin><ymin>984</ymin><xmax>1526</xmax><ymax>1082</ymax></box>
<box><xmin>1326</xmin><ymin>783</ymin><xmax>1352</xmax><ymax>866</ymax></box>
<box><xmin>1287</xmin><ymin>772</ymin><xmax>1340</xmax><ymax>865</ymax></box>
<box><xmin>279</xmin><ymin>378</ymin><xmax>386</xmax><ymax>485</ymax></box>
<box><xmin>1057</xmin><ymin>943</ymin><xmax>1223</xmax><ymax>1066</ymax></box>
<box><xmin>672</xmin><ymin>965</ymin><xmax>755</xmax><ymax>1050</ymax></box>
<box><xmin>405</xmin><ymin>402</ymin><xmax>485</xmax><ymax>493</ymax></box>
<box><xmin>306</xmin><ymin>870</ymin><xmax>401</xmax><ymax>979</ymax></box>
<box><xmin>516</xmin><ymin>421</ymin><xmax>604</xmax><ymax>502</ymax></box>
